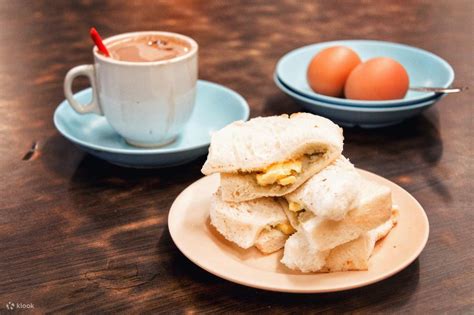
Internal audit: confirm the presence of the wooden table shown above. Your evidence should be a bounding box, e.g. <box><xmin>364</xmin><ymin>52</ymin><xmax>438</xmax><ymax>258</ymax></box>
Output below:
<box><xmin>1</xmin><ymin>0</ymin><xmax>472</xmax><ymax>313</ymax></box>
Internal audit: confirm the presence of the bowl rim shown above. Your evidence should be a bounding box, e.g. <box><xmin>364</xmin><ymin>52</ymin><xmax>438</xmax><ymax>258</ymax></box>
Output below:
<box><xmin>274</xmin><ymin>73</ymin><xmax>442</xmax><ymax>113</ymax></box>
<box><xmin>276</xmin><ymin>39</ymin><xmax>455</xmax><ymax>106</ymax></box>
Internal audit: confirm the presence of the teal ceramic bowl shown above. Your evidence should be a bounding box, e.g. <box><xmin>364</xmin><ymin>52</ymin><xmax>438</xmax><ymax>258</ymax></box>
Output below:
<box><xmin>275</xmin><ymin>73</ymin><xmax>443</xmax><ymax>128</ymax></box>
<box><xmin>54</xmin><ymin>80</ymin><xmax>250</xmax><ymax>168</ymax></box>
<box><xmin>276</xmin><ymin>40</ymin><xmax>454</xmax><ymax>107</ymax></box>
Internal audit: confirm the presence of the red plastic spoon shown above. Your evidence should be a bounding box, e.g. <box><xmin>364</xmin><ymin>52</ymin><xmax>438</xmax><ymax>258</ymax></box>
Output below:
<box><xmin>89</xmin><ymin>27</ymin><xmax>110</xmax><ymax>57</ymax></box>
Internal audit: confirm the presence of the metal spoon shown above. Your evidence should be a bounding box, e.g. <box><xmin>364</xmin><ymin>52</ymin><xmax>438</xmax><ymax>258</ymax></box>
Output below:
<box><xmin>409</xmin><ymin>86</ymin><xmax>467</xmax><ymax>94</ymax></box>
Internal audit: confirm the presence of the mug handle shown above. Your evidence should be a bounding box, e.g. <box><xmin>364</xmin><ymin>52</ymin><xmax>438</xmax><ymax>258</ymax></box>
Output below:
<box><xmin>63</xmin><ymin>65</ymin><xmax>103</xmax><ymax>115</ymax></box>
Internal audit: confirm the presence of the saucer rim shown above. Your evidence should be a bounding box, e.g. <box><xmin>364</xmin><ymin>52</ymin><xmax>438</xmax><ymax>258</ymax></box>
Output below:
<box><xmin>53</xmin><ymin>80</ymin><xmax>250</xmax><ymax>155</ymax></box>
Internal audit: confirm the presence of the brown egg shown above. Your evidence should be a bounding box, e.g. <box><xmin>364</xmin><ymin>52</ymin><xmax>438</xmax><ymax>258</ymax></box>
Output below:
<box><xmin>344</xmin><ymin>57</ymin><xmax>409</xmax><ymax>100</ymax></box>
<box><xmin>307</xmin><ymin>46</ymin><xmax>361</xmax><ymax>97</ymax></box>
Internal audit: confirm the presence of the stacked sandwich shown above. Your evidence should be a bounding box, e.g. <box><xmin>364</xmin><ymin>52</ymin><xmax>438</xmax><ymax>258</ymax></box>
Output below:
<box><xmin>201</xmin><ymin>113</ymin><xmax>396</xmax><ymax>273</ymax></box>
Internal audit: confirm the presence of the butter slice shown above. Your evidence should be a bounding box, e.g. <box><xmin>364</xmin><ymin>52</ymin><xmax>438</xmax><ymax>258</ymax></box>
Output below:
<box><xmin>278</xmin><ymin>175</ymin><xmax>296</xmax><ymax>186</ymax></box>
<box><xmin>288</xmin><ymin>201</ymin><xmax>304</xmax><ymax>212</ymax></box>
<box><xmin>276</xmin><ymin>222</ymin><xmax>296</xmax><ymax>235</ymax></box>
<box><xmin>256</xmin><ymin>160</ymin><xmax>302</xmax><ymax>186</ymax></box>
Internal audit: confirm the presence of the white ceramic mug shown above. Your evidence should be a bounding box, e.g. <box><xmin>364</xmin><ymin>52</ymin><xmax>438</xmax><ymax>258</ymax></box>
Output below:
<box><xmin>64</xmin><ymin>31</ymin><xmax>198</xmax><ymax>147</ymax></box>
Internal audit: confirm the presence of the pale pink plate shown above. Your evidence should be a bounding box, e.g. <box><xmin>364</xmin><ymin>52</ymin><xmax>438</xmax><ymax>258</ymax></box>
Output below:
<box><xmin>168</xmin><ymin>170</ymin><xmax>429</xmax><ymax>293</ymax></box>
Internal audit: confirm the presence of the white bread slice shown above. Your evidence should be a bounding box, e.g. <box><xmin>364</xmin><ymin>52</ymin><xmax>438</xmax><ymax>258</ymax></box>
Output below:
<box><xmin>298</xmin><ymin>178</ymin><xmax>392</xmax><ymax>251</ymax></box>
<box><xmin>285</xmin><ymin>156</ymin><xmax>360</xmax><ymax>221</ymax></box>
<box><xmin>219</xmin><ymin>149</ymin><xmax>340</xmax><ymax>202</ymax></box>
<box><xmin>209</xmin><ymin>191</ymin><xmax>289</xmax><ymax>253</ymax></box>
<box><xmin>201</xmin><ymin>113</ymin><xmax>343</xmax><ymax>175</ymax></box>
<box><xmin>255</xmin><ymin>228</ymin><xmax>288</xmax><ymax>254</ymax></box>
<box><xmin>323</xmin><ymin>211</ymin><xmax>397</xmax><ymax>272</ymax></box>
<box><xmin>281</xmin><ymin>212</ymin><xmax>397</xmax><ymax>273</ymax></box>
<box><xmin>280</xmin><ymin>230</ymin><xmax>329</xmax><ymax>273</ymax></box>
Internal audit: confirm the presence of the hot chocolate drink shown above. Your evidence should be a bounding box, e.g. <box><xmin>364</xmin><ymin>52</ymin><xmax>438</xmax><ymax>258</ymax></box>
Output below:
<box><xmin>107</xmin><ymin>34</ymin><xmax>191</xmax><ymax>62</ymax></box>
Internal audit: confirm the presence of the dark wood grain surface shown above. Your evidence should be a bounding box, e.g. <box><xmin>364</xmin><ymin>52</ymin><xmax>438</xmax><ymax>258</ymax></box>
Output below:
<box><xmin>0</xmin><ymin>0</ymin><xmax>473</xmax><ymax>313</ymax></box>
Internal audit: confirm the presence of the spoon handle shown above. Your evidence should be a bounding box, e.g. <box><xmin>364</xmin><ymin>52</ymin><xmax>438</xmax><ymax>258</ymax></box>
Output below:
<box><xmin>409</xmin><ymin>86</ymin><xmax>468</xmax><ymax>94</ymax></box>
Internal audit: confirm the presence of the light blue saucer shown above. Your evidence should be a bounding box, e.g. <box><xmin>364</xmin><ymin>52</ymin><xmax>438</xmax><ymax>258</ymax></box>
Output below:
<box><xmin>276</xmin><ymin>40</ymin><xmax>454</xmax><ymax>107</ymax></box>
<box><xmin>54</xmin><ymin>80</ymin><xmax>249</xmax><ymax>168</ymax></box>
<box><xmin>274</xmin><ymin>73</ymin><xmax>443</xmax><ymax>128</ymax></box>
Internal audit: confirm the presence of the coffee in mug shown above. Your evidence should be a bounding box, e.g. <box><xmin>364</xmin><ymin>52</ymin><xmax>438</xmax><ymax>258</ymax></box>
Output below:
<box><xmin>64</xmin><ymin>31</ymin><xmax>198</xmax><ymax>147</ymax></box>
<box><xmin>107</xmin><ymin>34</ymin><xmax>191</xmax><ymax>62</ymax></box>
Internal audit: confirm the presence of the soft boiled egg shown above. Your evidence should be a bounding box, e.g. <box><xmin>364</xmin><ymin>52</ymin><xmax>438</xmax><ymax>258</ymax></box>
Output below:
<box><xmin>344</xmin><ymin>57</ymin><xmax>409</xmax><ymax>100</ymax></box>
<box><xmin>307</xmin><ymin>46</ymin><xmax>362</xmax><ymax>97</ymax></box>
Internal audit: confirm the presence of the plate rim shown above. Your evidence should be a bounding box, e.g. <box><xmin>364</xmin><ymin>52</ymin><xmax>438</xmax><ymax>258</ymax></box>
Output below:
<box><xmin>276</xmin><ymin>39</ymin><xmax>454</xmax><ymax>106</ymax></box>
<box><xmin>168</xmin><ymin>169</ymin><xmax>430</xmax><ymax>293</ymax></box>
<box><xmin>53</xmin><ymin>80</ymin><xmax>250</xmax><ymax>155</ymax></box>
